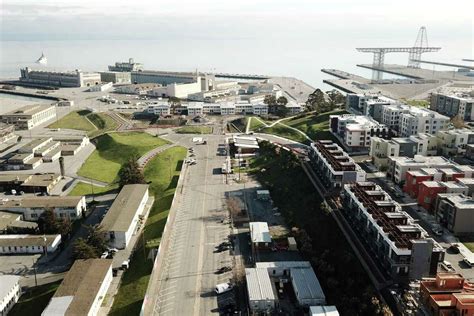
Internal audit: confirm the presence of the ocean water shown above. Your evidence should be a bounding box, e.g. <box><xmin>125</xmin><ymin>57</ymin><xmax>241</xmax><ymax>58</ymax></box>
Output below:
<box><xmin>0</xmin><ymin>39</ymin><xmax>413</xmax><ymax>89</ymax></box>
<box><xmin>1</xmin><ymin>36</ymin><xmax>470</xmax><ymax>90</ymax></box>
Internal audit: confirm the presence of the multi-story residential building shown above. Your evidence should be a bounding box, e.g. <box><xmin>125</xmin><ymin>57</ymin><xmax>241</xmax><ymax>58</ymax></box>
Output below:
<box><xmin>108</xmin><ymin>58</ymin><xmax>143</xmax><ymax>72</ymax></box>
<box><xmin>387</xmin><ymin>155</ymin><xmax>455</xmax><ymax>184</ymax></box>
<box><xmin>42</xmin><ymin>259</ymin><xmax>113</xmax><ymax>316</ymax></box>
<box><xmin>430</xmin><ymin>92</ymin><xmax>474</xmax><ymax>121</ymax></box>
<box><xmin>456</xmin><ymin>177</ymin><xmax>474</xmax><ymax>197</ymax></box>
<box><xmin>0</xmin><ymin>275</ymin><xmax>21</xmax><ymax>316</ymax></box>
<box><xmin>0</xmin><ymin>104</ymin><xmax>56</xmax><ymax>130</ymax></box>
<box><xmin>0</xmin><ymin>196</ymin><xmax>86</xmax><ymax>221</ymax></box>
<box><xmin>0</xmin><ymin>234</ymin><xmax>61</xmax><ymax>255</ymax></box>
<box><xmin>417</xmin><ymin>181</ymin><xmax>469</xmax><ymax>212</ymax></box>
<box><xmin>403</xmin><ymin>166</ymin><xmax>473</xmax><ymax>198</ymax></box>
<box><xmin>381</xmin><ymin>104</ymin><xmax>449</xmax><ymax>137</ymax></box>
<box><xmin>420</xmin><ymin>272</ymin><xmax>474</xmax><ymax>316</ymax></box>
<box><xmin>435</xmin><ymin>194</ymin><xmax>474</xmax><ymax>234</ymax></box>
<box><xmin>341</xmin><ymin>182</ymin><xmax>444</xmax><ymax>283</ymax></box>
<box><xmin>146</xmin><ymin>103</ymin><xmax>171</xmax><ymax>116</ymax></box>
<box><xmin>20</xmin><ymin>68</ymin><xmax>100</xmax><ymax>87</ymax></box>
<box><xmin>330</xmin><ymin>114</ymin><xmax>390</xmax><ymax>149</ymax></box>
<box><xmin>436</xmin><ymin>128</ymin><xmax>474</xmax><ymax>156</ymax></box>
<box><xmin>99</xmin><ymin>71</ymin><xmax>131</xmax><ymax>84</ymax></box>
<box><xmin>308</xmin><ymin>140</ymin><xmax>366</xmax><ymax>189</ymax></box>
<box><xmin>345</xmin><ymin>93</ymin><xmax>395</xmax><ymax>116</ymax></box>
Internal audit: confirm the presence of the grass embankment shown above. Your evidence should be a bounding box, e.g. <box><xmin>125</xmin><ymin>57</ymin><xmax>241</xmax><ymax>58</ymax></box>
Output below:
<box><xmin>9</xmin><ymin>281</ymin><xmax>61</xmax><ymax>316</ymax></box>
<box><xmin>77</xmin><ymin>132</ymin><xmax>168</xmax><ymax>184</ymax></box>
<box><xmin>261</xmin><ymin>124</ymin><xmax>309</xmax><ymax>143</ymax></box>
<box><xmin>48</xmin><ymin>110</ymin><xmax>117</xmax><ymax>138</ymax></box>
<box><xmin>248</xmin><ymin>141</ymin><xmax>384</xmax><ymax>314</ymax></box>
<box><xmin>228</xmin><ymin>117</ymin><xmax>247</xmax><ymax>133</ymax></box>
<box><xmin>248</xmin><ymin>117</ymin><xmax>266</xmax><ymax>131</ymax></box>
<box><xmin>404</xmin><ymin>99</ymin><xmax>429</xmax><ymax>108</ymax></box>
<box><xmin>109</xmin><ymin>146</ymin><xmax>187</xmax><ymax>316</ymax></box>
<box><xmin>68</xmin><ymin>182</ymin><xmax>117</xmax><ymax>196</ymax></box>
<box><xmin>175</xmin><ymin>125</ymin><xmax>212</xmax><ymax>134</ymax></box>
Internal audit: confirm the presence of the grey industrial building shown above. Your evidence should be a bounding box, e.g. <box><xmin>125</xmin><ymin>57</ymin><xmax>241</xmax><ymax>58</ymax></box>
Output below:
<box><xmin>131</xmin><ymin>70</ymin><xmax>214</xmax><ymax>91</ymax></box>
<box><xmin>100</xmin><ymin>71</ymin><xmax>131</xmax><ymax>84</ymax></box>
<box><xmin>20</xmin><ymin>68</ymin><xmax>101</xmax><ymax>87</ymax></box>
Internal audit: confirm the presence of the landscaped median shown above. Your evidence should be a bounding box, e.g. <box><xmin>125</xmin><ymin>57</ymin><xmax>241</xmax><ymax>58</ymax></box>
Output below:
<box><xmin>109</xmin><ymin>146</ymin><xmax>187</xmax><ymax>316</ymax></box>
<box><xmin>175</xmin><ymin>125</ymin><xmax>212</xmax><ymax>134</ymax></box>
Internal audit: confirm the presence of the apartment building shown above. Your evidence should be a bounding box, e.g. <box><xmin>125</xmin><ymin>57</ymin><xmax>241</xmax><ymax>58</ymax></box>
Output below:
<box><xmin>0</xmin><ymin>104</ymin><xmax>56</xmax><ymax>130</ymax></box>
<box><xmin>387</xmin><ymin>155</ymin><xmax>455</xmax><ymax>184</ymax></box>
<box><xmin>435</xmin><ymin>194</ymin><xmax>474</xmax><ymax>234</ymax></box>
<box><xmin>430</xmin><ymin>92</ymin><xmax>474</xmax><ymax>121</ymax></box>
<box><xmin>345</xmin><ymin>93</ymin><xmax>395</xmax><ymax>116</ymax></box>
<box><xmin>146</xmin><ymin>103</ymin><xmax>171</xmax><ymax>116</ymax></box>
<box><xmin>330</xmin><ymin>114</ymin><xmax>390</xmax><ymax>149</ymax></box>
<box><xmin>436</xmin><ymin>128</ymin><xmax>474</xmax><ymax>156</ymax></box>
<box><xmin>341</xmin><ymin>182</ymin><xmax>444</xmax><ymax>283</ymax></box>
<box><xmin>20</xmin><ymin>67</ymin><xmax>100</xmax><ymax>87</ymax></box>
<box><xmin>0</xmin><ymin>196</ymin><xmax>86</xmax><ymax>221</ymax></box>
<box><xmin>420</xmin><ymin>273</ymin><xmax>474</xmax><ymax>316</ymax></box>
<box><xmin>0</xmin><ymin>234</ymin><xmax>61</xmax><ymax>254</ymax></box>
<box><xmin>42</xmin><ymin>259</ymin><xmax>113</xmax><ymax>316</ymax></box>
<box><xmin>308</xmin><ymin>140</ymin><xmax>366</xmax><ymax>189</ymax></box>
<box><xmin>418</xmin><ymin>181</ymin><xmax>469</xmax><ymax>212</ymax></box>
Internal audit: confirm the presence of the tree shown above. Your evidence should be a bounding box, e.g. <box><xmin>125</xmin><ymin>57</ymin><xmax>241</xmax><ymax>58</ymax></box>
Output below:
<box><xmin>451</xmin><ymin>114</ymin><xmax>466</xmax><ymax>129</ymax></box>
<box><xmin>306</xmin><ymin>89</ymin><xmax>326</xmax><ymax>111</ymax></box>
<box><xmin>276</xmin><ymin>96</ymin><xmax>288</xmax><ymax>106</ymax></box>
<box><xmin>118</xmin><ymin>156</ymin><xmax>146</xmax><ymax>188</ymax></box>
<box><xmin>38</xmin><ymin>209</ymin><xmax>58</xmax><ymax>234</ymax></box>
<box><xmin>85</xmin><ymin>224</ymin><xmax>108</xmax><ymax>255</ymax></box>
<box><xmin>326</xmin><ymin>89</ymin><xmax>345</xmax><ymax>107</ymax></box>
<box><xmin>57</xmin><ymin>218</ymin><xmax>72</xmax><ymax>240</ymax></box>
<box><xmin>72</xmin><ymin>238</ymin><xmax>98</xmax><ymax>260</ymax></box>
<box><xmin>263</xmin><ymin>95</ymin><xmax>276</xmax><ymax>106</ymax></box>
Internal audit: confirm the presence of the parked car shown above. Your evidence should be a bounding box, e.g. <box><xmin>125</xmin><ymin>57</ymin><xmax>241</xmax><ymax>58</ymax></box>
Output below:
<box><xmin>215</xmin><ymin>283</ymin><xmax>233</xmax><ymax>294</ymax></box>
<box><xmin>100</xmin><ymin>251</ymin><xmax>109</xmax><ymax>259</ymax></box>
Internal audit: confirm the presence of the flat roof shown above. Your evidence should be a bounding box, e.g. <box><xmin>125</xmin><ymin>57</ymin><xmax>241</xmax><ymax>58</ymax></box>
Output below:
<box><xmin>101</xmin><ymin>184</ymin><xmax>148</xmax><ymax>232</ymax></box>
<box><xmin>245</xmin><ymin>268</ymin><xmax>276</xmax><ymax>302</ymax></box>
<box><xmin>310</xmin><ymin>306</ymin><xmax>340</xmax><ymax>316</ymax></box>
<box><xmin>21</xmin><ymin>174</ymin><xmax>60</xmax><ymax>187</ymax></box>
<box><xmin>256</xmin><ymin>261</ymin><xmax>312</xmax><ymax>269</ymax></box>
<box><xmin>249</xmin><ymin>222</ymin><xmax>271</xmax><ymax>243</ymax></box>
<box><xmin>0</xmin><ymin>234</ymin><xmax>59</xmax><ymax>247</ymax></box>
<box><xmin>0</xmin><ymin>275</ymin><xmax>20</xmax><ymax>300</ymax></box>
<box><xmin>0</xmin><ymin>104</ymin><xmax>55</xmax><ymax>117</ymax></box>
<box><xmin>44</xmin><ymin>259</ymin><xmax>112</xmax><ymax>315</ymax></box>
<box><xmin>0</xmin><ymin>196</ymin><xmax>83</xmax><ymax>209</ymax></box>
<box><xmin>291</xmin><ymin>267</ymin><xmax>325</xmax><ymax>302</ymax></box>
<box><xmin>0</xmin><ymin>211</ymin><xmax>21</xmax><ymax>230</ymax></box>
<box><xmin>21</xmin><ymin>138</ymin><xmax>52</xmax><ymax>151</ymax></box>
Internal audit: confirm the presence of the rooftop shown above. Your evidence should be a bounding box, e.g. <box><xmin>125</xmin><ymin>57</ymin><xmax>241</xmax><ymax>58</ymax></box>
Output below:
<box><xmin>43</xmin><ymin>259</ymin><xmax>112</xmax><ymax>316</ymax></box>
<box><xmin>0</xmin><ymin>211</ymin><xmax>21</xmax><ymax>231</ymax></box>
<box><xmin>0</xmin><ymin>234</ymin><xmax>59</xmax><ymax>247</ymax></box>
<box><xmin>20</xmin><ymin>138</ymin><xmax>52</xmax><ymax>151</ymax></box>
<box><xmin>290</xmin><ymin>267</ymin><xmax>325</xmax><ymax>302</ymax></box>
<box><xmin>101</xmin><ymin>184</ymin><xmax>149</xmax><ymax>232</ymax></box>
<box><xmin>438</xmin><ymin>194</ymin><xmax>474</xmax><ymax>209</ymax></box>
<box><xmin>0</xmin><ymin>196</ymin><xmax>83</xmax><ymax>209</ymax></box>
<box><xmin>249</xmin><ymin>222</ymin><xmax>271</xmax><ymax>243</ymax></box>
<box><xmin>0</xmin><ymin>104</ymin><xmax>55</xmax><ymax>117</ymax></box>
<box><xmin>310</xmin><ymin>306</ymin><xmax>340</xmax><ymax>316</ymax></box>
<box><xmin>0</xmin><ymin>275</ymin><xmax>20</xmax><ymax>299</ymax></box>
<box><xmin>245</xmin><ymin>268</ymin><xmax>276</xmax><ymax>302</ymax></box>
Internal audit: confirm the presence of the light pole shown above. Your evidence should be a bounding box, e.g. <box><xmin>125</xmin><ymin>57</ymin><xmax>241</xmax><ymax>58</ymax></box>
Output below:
<box><xmin>32</xmin><ymin>258</ymin><xmax>38</xmax><ymax>287</ymax></box>
<box><xmin>238</xmin><ymin>148</ymin><xmax>242</xmax><ymax>182</ymax></box>
<box><xmin>90</xmin><ymin>180</ymin><xmax>95</xmax><ymax>202</ymax></box>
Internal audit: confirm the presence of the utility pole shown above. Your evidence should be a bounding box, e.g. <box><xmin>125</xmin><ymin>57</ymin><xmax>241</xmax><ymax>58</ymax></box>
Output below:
<box><xmin>32</xmin><ymin>258</ymin><xmax>38</xmax><ymax>287</ymax></box>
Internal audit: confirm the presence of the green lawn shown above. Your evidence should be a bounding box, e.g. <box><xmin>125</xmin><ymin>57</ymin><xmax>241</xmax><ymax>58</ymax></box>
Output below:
<box><xmin>9</xmin><ymin>281</ymin><xmax>61</xmax><ymax>316</ymax></box>
<box><xmin>77</xmin><ymin>132</ymin><xmax>168</xmax><ymax>184</ymax></box>
<box><xmin>109</xmin><ymin>146</ymin><xmax>187</xmax><ymax>316</ymax></box>
<box><xmin>48</xmin><ymin>111</ymin><xmax>96</xmax><ymax>132</ymax></box>
<box><xmin>249</xmin><ymin>117</ymin><xmax>266</xmax><ymax>131</ymax></box>
<box><xmin>261</xmin><ymin>124</ymin><xmax>309</xmax><ymax>143</ymax></box>
<box><xmin>175</xmin><ymin>125</ymin><xmax>212</xmax><ymax>134</ymax></box>
<box><xmin>404</xmin><ymin>99</ymin><xmax>429</xmax><ymax>108</ymax></box>
<box><xmin>68</xmin><ymin>182</ymin><xmax>118</xmax><ymax>196</ymax></box>
<box><xmin>48</xmin><ymin>111</ymin><xmax>118</xmax><ymax>138</ymax></box>
<box><xmin>464</xmin><ymin>243</ymin><xmax>474</xmax><ymax>252</ymax></box>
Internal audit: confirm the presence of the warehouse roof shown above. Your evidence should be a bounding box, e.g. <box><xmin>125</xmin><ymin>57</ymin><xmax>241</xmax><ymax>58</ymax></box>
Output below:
<box><xmin>256</xmin><ymin>261</ymin><xmax>311</xmax><ymax>270</ymax></box>
<box><xmin>249</xmin><ymin>222</ymin><xmax>271</xmax><ymax>243</ymax></box>
<box><xmin>0</xmin><ymin>234</ymin><xmax>60</xmax><ymax>248</ymax></box>
<box><xmin>245</xmin><ymin>268</ymin><xmax>276</xmax><ymax>302</ymax></box>
<box><xmin>0</xmin><ymin>196</ymin><xmax>83</xmax><ymax>209</ymax></box>
<box><xmin>101</xmin><ymin>184</ymin><xmax>148</xmax><ymax>232</ymax></box>
<box><xmin>0</xmin><ymin>211</ymin><xmax>21</xmax><ymax>231</ymax></box>
<box><xmin>0</xmin><ymin>104</ymin><xmax>54</xmax><ymax>117</ymax></box>
<box><xmin>291</xmin><ymin>267</ymin><xmax>325</xmax><ymax>303</ymax></box>
<box><xmin>43</xmin><ymin>259</ymin><xmax>112</xmax><ymax>315</ymax></box>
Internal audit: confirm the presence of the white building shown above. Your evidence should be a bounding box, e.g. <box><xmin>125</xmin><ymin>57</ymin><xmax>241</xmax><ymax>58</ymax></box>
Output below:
<box><xmin>42</xmin><ymin>259</ymin><xmax>113</xmax><ymax>316</ymax></box>
<box><xmin>0</xmin><ymin>234</ymin><xmax>61</xmax><ymax>254</ymax></box>
<box><xmin>0</xmin><ymin>196</ymin><xmax>86</xmax><ymax>221</ymax></box>
<box><xmin>0</xmin><ymin>104</ymin><xmax>56</xmax><ymax>130</ymax></box>
<box><xmin>436</xmin><ymin>128</ymin><xmax>474</xmax><ymax>156</ymax></box>
<box><xmin>387</xmin><ymin>155</ymin><xmax>455</xmax><ymax>184</ymax></box>
<box><xmin>245</xmin><ymin>268</ymin><xmax>276</xmax><ymax>312</ymax></box>
<box><xmin>330</xmin><ymin>114</ymin><xmax>390</xmax><ymax>149</ymax></box>
<box><xmin>0</xmin><ymin>275</ymin><xmax>21</xmax><ymax>316</ymax></box>
<box><xmin>187</xmin><ymin>103</ymin><xmax>204</xmax><ymax>116</ymax></box>
<box><xmin>249</xmin><ymin>222</ymin><xmax>271</xmax><ymax>246</ymax></box>
<box><xmin>88</xmin><ymin>82</ymin><xmax>113</xmax><ymax>92</ymax></box>
<box><xmin>101</xmin><ymin>184</ymin><xmax>149</xmax><ymax>249</ymax></box>
<box><xmin>146</xmin><ymin>103</ymin><xmax>171</xmax><ymax>116</ymax></box>
<box><xmin>150</xmin><ymin>79</ymin><xmax>202</xmax><ymax>98</ymax></box>
<box><xmin>220</xmin><ymin>103</ymin><xmax>236</xmax><ymax>115</ymax></box>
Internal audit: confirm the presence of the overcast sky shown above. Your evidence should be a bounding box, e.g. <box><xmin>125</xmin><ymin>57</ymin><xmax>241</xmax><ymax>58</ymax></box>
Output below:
<box><xmin>1</xmin><ymin>0</ymin><xmax>472</xmax><ymax>45</ymax></box>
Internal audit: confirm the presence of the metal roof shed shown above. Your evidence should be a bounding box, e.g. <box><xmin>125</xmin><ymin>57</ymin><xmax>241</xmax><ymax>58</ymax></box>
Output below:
<box><xmin>290</xmin><ymin>267</ymin><xmax>326</xmax><ymax>307</ymax></box>
<box><xmin>310</xmin><ymin>305</ymin><xmax>340</xmax><ymax>316</ymax></box>
<box><xmin>245</xmin><ymin>268</ymin><xmax>276</xmax><ymax>312</ymax></box>
<box><xmin>249</xmin><ymin>222</ymin><xmax>272</xmax><ymax>244</ymax></box>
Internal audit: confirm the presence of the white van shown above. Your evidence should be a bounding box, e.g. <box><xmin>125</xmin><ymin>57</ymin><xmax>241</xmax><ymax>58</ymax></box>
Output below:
<box><xmin>463</xmin><ymin>257</ymin><xmax>474</xmax><ymax>267</ymax></box>
<box><xmin>215</xmin><ymin>283</ymin><xmax>233</xmax><ymax>294</ymax></box>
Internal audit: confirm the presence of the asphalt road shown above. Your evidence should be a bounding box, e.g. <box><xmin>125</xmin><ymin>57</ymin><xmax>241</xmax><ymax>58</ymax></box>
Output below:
<box><xmin>147</xmin><ymin>134</ymin><xmax>233</xmax><ymax>315</ymax></box>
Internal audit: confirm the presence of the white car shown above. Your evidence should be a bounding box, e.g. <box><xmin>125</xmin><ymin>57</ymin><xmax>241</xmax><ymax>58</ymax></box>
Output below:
<box><xmin>215</xmin><ymin>282</ymin><xmax>233</xmax><ymax>294</ymax></box>
<box><xmin>100</xmin><ymin>251</ymin><xmax>109</xmax><ymax>259</ymax></box>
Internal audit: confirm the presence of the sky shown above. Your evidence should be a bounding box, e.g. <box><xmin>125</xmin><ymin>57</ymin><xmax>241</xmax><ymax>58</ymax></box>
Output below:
<box><xmin>1</xmin><ymin>0</ymin><xmax>473</xmax><ymax>45</ymax></box>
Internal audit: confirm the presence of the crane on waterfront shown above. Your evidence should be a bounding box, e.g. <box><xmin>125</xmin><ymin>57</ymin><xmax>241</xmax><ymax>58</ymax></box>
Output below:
<box><xmin>357</xmin><ymin>26</ymin><xmax>441</xmax><ymax>81</ymax></box>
